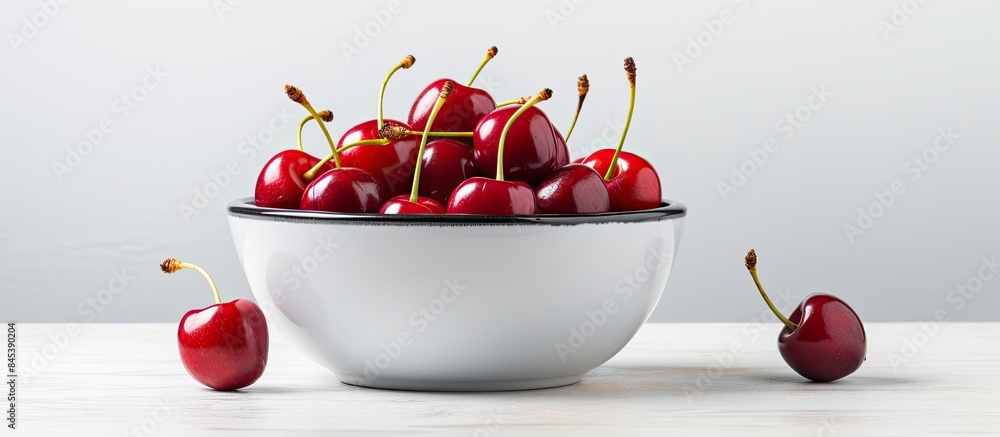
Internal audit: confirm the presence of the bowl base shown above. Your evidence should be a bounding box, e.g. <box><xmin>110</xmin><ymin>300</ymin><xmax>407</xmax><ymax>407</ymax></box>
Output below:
<box><xmin>337</xmin><ymin>373</ymin><xmax>585</xmax><ymax>392</ymax></box>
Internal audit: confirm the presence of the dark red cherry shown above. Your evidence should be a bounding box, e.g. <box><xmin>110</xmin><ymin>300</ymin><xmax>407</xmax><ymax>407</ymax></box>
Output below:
<box><xmin>417</xmin><ymin>139</ymin><xmax>478</xmax><ymax>205</ymax></box>
<box><xmin>535</xmin><ymin>164</ymin><xmax>610</xmax><ymax>214</ymax></box>
<box><xmin>300</xmin><ymin>168</ymin><xmax>388</xmax><ymax>213</ymax></box>
<box><xmin>409</xmin><ymin>79</ymin><xmax>496</xmax><ymax>145</ymax></box>
<box><xmin>379</xmin><ymin>195</ymin><xmax>445</xmax><ymax>214</ymax></box>
<box><xmin>338</xmin><ymin>119</ymin><xmax>419</xmax><ymax>197</ymax></box>
<box><xmin>745</xmin><ymin>250</ymin><xmax>867</xmax><ymax>383</ymax></box>
<box><xmin>779</xmin><ymin>293</ymin><xmax>867</xmax><ymax>382</ymax></box>
<box><xmin>255</xmin><ymin>149</ymin><xmax>334</xmax><ymax>209</ymax></box>
<box><xmin>552</xmin><ymin>126</ymin><xmax>570</xmax><ymax>171</ymax></box>
<box><xmin>446</xmin><ymin>177</ymin><xmax>536</xmax><ymax>215</ymax></box>
<box><xmin>472</xmin><ymin>105</ymin><xmax>569</xmax><ymax>186</ymax></box>
<box><xmin>581</xmin><ymin>149</ymin><xmax>661</xmax><ymax>211</ymax></box>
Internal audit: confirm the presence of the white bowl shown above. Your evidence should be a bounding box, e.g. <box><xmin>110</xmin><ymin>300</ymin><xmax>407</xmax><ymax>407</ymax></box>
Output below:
<box><xmin>227</xmin><ymin>198</ymin><xmax>686</xmax><ymax>391</ymax></box>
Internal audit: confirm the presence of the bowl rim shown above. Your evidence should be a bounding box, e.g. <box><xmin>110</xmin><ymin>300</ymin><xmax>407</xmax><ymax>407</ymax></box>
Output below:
<box><xmin>228</xmin><ymin>197</ymin><xmax>686</xmax><ymax>226</ymax></box>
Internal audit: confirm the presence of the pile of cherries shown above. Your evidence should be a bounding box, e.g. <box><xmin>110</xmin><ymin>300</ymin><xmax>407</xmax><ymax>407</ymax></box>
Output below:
<box><xmin>254</xmin><ymin>47</ymin><xmax>661</xmax><ymax>215</ymax></box>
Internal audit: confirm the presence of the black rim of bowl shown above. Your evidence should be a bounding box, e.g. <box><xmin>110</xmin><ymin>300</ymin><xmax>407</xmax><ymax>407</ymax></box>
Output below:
<box><xmin>227</xmin><ymin>197</ymin><xmax>686</xmax><ymax>226</ymax></box>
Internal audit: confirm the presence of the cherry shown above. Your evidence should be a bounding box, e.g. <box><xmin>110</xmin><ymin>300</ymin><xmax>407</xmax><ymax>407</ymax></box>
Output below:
<box><xmin>254</xmin><ymin>149</ymin><xmax>334</xmax><ymax>209</ymax></box>
<box><xmin>535</xmin><ymin>163</ymin><xmax>610</xmax><ymax>214</ymax></box>
<box><xmin>338</xmin><ymin>118</ymin><xmax>419</xmax><ymax>196</ymax></box>
<box><xmin>472</xmin><ymin>104</ymin><xmax>569</xmax><ymax>186</ymax></box>
<box><xmin>338</xmin><ymin>55</ymin><xmax>475</xmax><ymax>195</ymax></box>
<box><xmin>745</xmin><ymin>250</ymin><xmax>867</xmax><ymax>382</ymax></box>
<box><xmin>447</xmin><ymin>89</ymin><xmax>553</xmax><ymax>215</ymax></box>
<box><xmin>301</xmin><ymin>167</ymin><xmax>388</xmax><ymax>213</ymax></box>
<box><xmin>255</xmin><ymin>104</ymin><xmax>337</xmax><ymax>209</ymax></box>
<box><xmin>380</xmin><ymin>195</ymin><xmax>445</xmax><ymax>214</ymax></box>
<box><xmin>417</xmin><ymin>139</ymin><xmax>477</xmax><ymax>205</ymax></box>
<box><xmin>582</xmin><ymin>149</ymin><xmax>660</xmax><ymax>211</ymax></box>
<box><xmin>160</xmin><ymin>258</ymin><xmax>268</xmax><ymax>391</ymax></box>
<box><xmin>338</xmin><ymin>55</ymin><xmax>419</xmax><ymax>196</ymax></box>
<box><xmin>379</xmin><ymin>81</ymin><xmax>453</xmax><ymax>214</ymax></box>
<box><xmin>408</xmin><ymin>46</ymin><xmax>499</xmax><ymax>143</ymax></box>
<box><xmin>285</xmin><ymin>84</ymin><xmax>390</xmax><ymax>213</ymax></box>
<box><xmin>552</xmin><ymin>125</ymin><xmax>571</xmax><ymax>171</ymax></box>
<box><xmin>446</xmin><ymin>178</ymin><xmax>536</xmax><ymax>215</ymax></box>
<box><xmin>581</xmin><ymin>57</ymin><xmax>662</xmax><ymax>211</ymax></box>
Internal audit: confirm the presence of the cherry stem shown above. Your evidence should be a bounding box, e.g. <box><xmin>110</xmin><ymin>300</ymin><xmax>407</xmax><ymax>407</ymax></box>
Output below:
<box><xmin>380</xmin><ymin>122</ymin><xmax>473</xmax><ymax>140</ymax></box>
<box><xmin>303</xmin><ymin>139</ymin><xmax>390</xmax><ymax>181</ymax></box>
<box><xmin>378</xmin><ymin>55</ymin><xmax>416</xmax><ymax>130</ymax></box>
<box><xmin>496</xmin><ymin>88</ymin><xmax>552</xmax><ymax>182</ymax></box>
<box><xmin>336</xmin><ymin>139</ymin><xmax>390</xmax><ymax>154</ymax></box>
<box><xmin>745</xmin><ymin>250</ymin><xmax>798</xmax><ymax>330</ymax></box>
<box><xmin>564</xmin><ymin>74</ymin><xmax>589</xmax><ymax>142</ymax></box>
<box><xmin>410</xmin><ymin>82</ymin><xmax>452</xmax><ymax>202</ymax></box>
<box><xmin>604</xmin><ymin>57</ymin><xmax>636</xmax><ymax>181</ymax></box>
<box><xmin>496</xmin><ymin>96</ymin><xmax>530</xmax><ymax>108</ymax></box>
<box><xmin>286</xmin><ymin>85</ymin><xmax>340</xmax><ymax>167</ymax></box>
<box><xmin>467</xmin><ymin>46</ymin><xmax>498</xmax><ymax>86</ymax></box>
<box><xmin>296</xmin><ymin>111</ymin><xmax>332</xmax><ymax>152</ymax></box>
<box><xmin>312</xmin><ymin>108</ymin><xmax>340</xmax><ymax>167</ymax></box>
<box><xmin>405</xmin><ymin>130</ymin><xmax>472</xmax><ymax>138</ymax></box>
<box><xmin>160</xmin><ymin>258</ymin><xmax>221</xmax><ymax>304</ymax></box>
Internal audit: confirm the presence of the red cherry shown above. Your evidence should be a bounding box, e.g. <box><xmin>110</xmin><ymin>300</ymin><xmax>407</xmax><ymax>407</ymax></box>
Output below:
<box><xmin>447</xmin><ymin>88</ymin><xmax>553</xmax><ymax>215</ymax></box>
<box><xmin>255</xmin><ymin>149</ymin><xmax>334</xmax><ymax>209</ymax></box>
<box><xmin>446</xmin><ymin>177</ymin><xmax>536</xmax><ymax>215</ymax></box>
<box><xmin>300</xmin><ymin>168</ymin><xmax>388</xmax><ymax>213</ymax></box>
<box><xmin>535</xmin><ymin>164</ymin><xmax>610</xmax><ymax>214</ymax></box>
<box><xmin>581</xmin><ymin>149</ymin><xmax>661</xmax><ymax>211</ymax></box>
<box><xmin>578</xmin><ymin>57</ymin><xmax>661</xmax><ymax>212</ymax></box>
<box><xmin>161</xmin><ymin>258</ymin><xmax>268</xmax><ymax>391</ymax></box>
<box><xmin>745</xmin><ymin>250</ymin><xmax>867</xmax><ymax>382</ymax></box>
<box><xmin>381</xmin><ymin>81</ymin><xmax>455</xmax><ymax>216</ymax></box>
<box><xmin>417</xmin><ymin>139</ymin><xmax>478</xmax><ymax>205</ymax></box>
<box><xmin>409</xmin><ymin>79</ymin><xmax>496</xmax><ymax>142</ymax></box>
<box><xmin>379</xmin><ymin>195</ymin><xmax>445</xmax><ymax>214</ymax></box>
<box><xmin>473</xmin><ymin>105</ymin><xmax>569</xmax><ymax>186</ymax></box>
<box><xmin>408</xmin><ymin>47</ymin><xmax>500</xmax><ymax>143</ymax></box>
<box><xmin>779</xmin><ymin>294</ymin><xmax>867</xmax><ymax>382</ymax></box>
<box><xmin>571</xmin><ymin>157</ymin><xmax>585</xmax><ymax>164</ymax></box>
<box><xmin>338</xmin><ymin>119</ymin><xmax>419</xmax><ymax>196</ymax></box>
<box><xmin>552</xmin><ymin>126</ymin><xmax>571</xmax><ymax>170</ymax></box>
<box><xmin>178</xmin><ymin>299</ymin><xmax>268</xmax><ymax>391</ymax></box>
<box><xmin>334</xmin><ymin>55</ymin><xmax>423</xmax><ymax>196</ymax></box>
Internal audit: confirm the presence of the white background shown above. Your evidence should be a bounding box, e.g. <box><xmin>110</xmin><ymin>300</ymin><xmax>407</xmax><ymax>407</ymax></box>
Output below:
<box><xmin>1</xmin><ymin>0</ymin><xmax>998</xmax><ymax>323</ymax></box>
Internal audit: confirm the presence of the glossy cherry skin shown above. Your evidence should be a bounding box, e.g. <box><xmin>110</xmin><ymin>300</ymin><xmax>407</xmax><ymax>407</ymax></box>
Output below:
<box><xmin>255</xmin><ymin>150</ymin><xmax>335</xmax><ymax>209</ymax></box>
<box><xmin>379</xmin><ymin>195</ymin><xmax>445</xmax><ymax>214</ymax></box>
<box><xmin>581</xmin><ymin>149</ymin><xmax>661</xmax><ymax>212</ymax></box>
<box><xmin>552</xmin><ymin>126</ymin><xmax>570</xmax><ymax>170</ymax></box>
<box><xmin>177</xmin><ymin>298</ymin><xmax>269</xmax><ymax>391</ymax></box>
<box><xmin>473</xmin><ymin>105</ymin><xmax>570</xmax><ymax>186</ymax></box>
<box><xmin>446</xmin><ymin>177</ymin><xmax>536</xmax><ymax>215</ymax></box>
<box><xmin>300</xmin><ymin>167</ymin><xmax>388</xmax><ymax>213</ymax></box>
<box><xmin>778</xmin><ymin>293</ymin><xmax>867</xmax><ymax>382</ymax></box>
<box><xmin>338</xmin><ymin>119</ymin><xmax>420</xmax><ymax>196</ymax></box>
<box><xmin>571</xmin><ymin>157</ymin><xmax>586</xmax><ymax>164</ymax></box>
<box><xmin>535</xmin><ymin>164</ymin><xmax>611</xmax><ymax>214</ymax></box>
<box><xmin>417</xmin><ymin>139</ymin><xmax>478</xmax><ymax>205</ymax></box>
<box><xmin>409</xmin><ymin>79</ymin><xmax>496</xmax><ymax>145</ymax></box>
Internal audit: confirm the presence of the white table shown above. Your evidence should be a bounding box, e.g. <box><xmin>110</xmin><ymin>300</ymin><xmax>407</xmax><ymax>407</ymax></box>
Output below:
<box><xmin>12</xmin><ymin>323</ymin><xmax>998</xmax><ymax>435</ymax></box>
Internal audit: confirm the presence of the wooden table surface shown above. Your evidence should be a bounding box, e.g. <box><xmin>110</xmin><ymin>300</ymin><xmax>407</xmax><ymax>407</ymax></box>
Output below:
<box><xmin>12</xmin><ymin>323</ymin><xmax>998</xmax><ymax>436</ymax></box>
